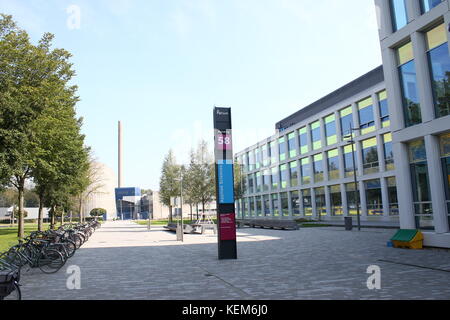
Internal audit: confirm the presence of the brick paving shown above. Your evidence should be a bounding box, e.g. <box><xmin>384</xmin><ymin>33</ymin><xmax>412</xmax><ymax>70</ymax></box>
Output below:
<box><xmin>18</xmin><ymin>220</ymin><xmax>450</xmax><ymax>300</ymax></box>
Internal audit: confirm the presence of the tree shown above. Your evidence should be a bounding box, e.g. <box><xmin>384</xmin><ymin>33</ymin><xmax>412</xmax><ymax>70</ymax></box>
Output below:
<box><xmin>159</xmin><ymin>150</ymin><xmax>180</xmax><ymax>223</ymax></box>
<box><xmin>0</xmin><ymin>14</ymin><xmax>80</xmax><ymax>238</ymax></box>
<box><xmin>191</xmin><ymin>140</ymin><xmax>215</xmax><ymax>218</ymax></box>
<box><xmin>234</xmin><ymin>158</ymin><xmax>245</xmax><ymax>201</ymax></box>
<box><xmin>90</xmin><ymin>208</ymin><xmax>106</xmax><ymax>219</ymax></box>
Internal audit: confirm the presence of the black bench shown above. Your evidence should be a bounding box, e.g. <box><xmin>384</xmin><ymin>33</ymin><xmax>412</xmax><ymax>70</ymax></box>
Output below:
<box><xmin>236</xmin><ymin>219</ymin><xmax>299</xmax><ymax>230</ymax></box>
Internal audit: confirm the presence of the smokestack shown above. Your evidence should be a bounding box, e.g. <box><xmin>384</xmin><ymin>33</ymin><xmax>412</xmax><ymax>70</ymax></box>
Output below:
<box><xmin>118</xmin><ymin>121</ymin><xmax>122</xmax><ymax>188</ymax></box>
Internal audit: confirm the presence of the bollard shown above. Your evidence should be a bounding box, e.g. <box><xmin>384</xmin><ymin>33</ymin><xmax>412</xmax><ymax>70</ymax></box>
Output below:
<box><xmin>344</xmin><ymin>217</ymin><xmax>353</xmax><ymax>231</ymax></box>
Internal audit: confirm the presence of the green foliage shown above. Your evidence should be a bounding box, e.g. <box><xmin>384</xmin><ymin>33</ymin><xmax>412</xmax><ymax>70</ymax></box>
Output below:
<box><xmin>90</xmin><ymin>208</ymin><xmax>106</xmax><ymax>217</ymax></box>
<box><xmin>159</xmin><ymin>150</ymin><xmax>180</xmax><ymax>222</ymax></box>
<box><xmin>0</xmin><ymin>14</ymin><xmax>88</xmax><ymax>237</ymax></box>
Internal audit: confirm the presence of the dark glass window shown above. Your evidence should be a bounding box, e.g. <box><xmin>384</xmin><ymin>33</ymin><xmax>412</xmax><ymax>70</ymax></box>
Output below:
<box><xmin>383</xmin><ymin>133</ymin><xmax>395</xmax><ymax>171</ymax></box>
<box><xmin>421</xmin><ymin>0</ymin><xmax>442</xmax><ymax>13</ymax></box>
<box><xmin>387</xmin><ymin>177</ymin><xmax>399</xmax><ymax>216</ymax></box>
<box><xmin>313</xmin><ymin>154</ymin><xmax>324</xmax><ymax>182</ymax></box>
<box><xmin>325</xmin><ymin>114</ymin><xmax>337</xmax><ymax>146</ymax></box>
<box><xmin>378</xmin><ymin>90</ymin><xmax>390</xmax><ymax>127</ymax></box>
<box><xmin>330</xmin><ymin>185</ymin><xmax>343</xmax><ymax>216</ymax></box>
<box><xmin>300</xmin><ymin>158</ymin><xmax>311</xmax><ymax>185</ymax></box>
<box><xmin>346</xmin><ymin>183</ymin><xmax>361</xmax><ymax>216</ymax></box>
<box><xmin>299</xmin><ymin>127</ymin><xmax>308</xmax><ymax>155</ymax></box>
<box><xmin>248</xmin><ymin>174</ymin><xmax>254</xmax><ymax>194</ymax></box>
<box><xmin>280</xmin><ymin>164</ymin><xmax>288</xmax><ymax>189</ymax></box>
<box><xmin>315</xmin><ymin>187</ymin><xmax>326</xmax><ymax>218</ymax></box>
<box><xmin>426</xmin><ymin>25</ymin><xmax>450</xmax><ymax>118</ymax></box>
<box><xmin>390</xmin><ymin>0</ymin><xmax>408</xmax><ymax>32</ymax></box>
<box><xmin>358</xmin><ymin>97</ymin><xmax>375</xmax><ymax>135</ymax></box>
<box><xmin>302</xmin><ymin>189</ymin><xmax>313</xmax><ymax>217</ymax></box>
<box><xmin>340</xmin><ymin>106</ymin><xmax>353</xmax><ymax>138</ymax></box>
<box><xmin>365</xmin><ymin>179</ymin><xmax>383</xmax><ymax>216</ymax></box>
<box><xmin>256</xmin><ymin>196</ymin><xmax>262</xmax><ymax>216</ymax></box>
<box><xmin>291</xmin><ymin>191</ymin><xmax>300</xmax><ymax>216</ymax></box>
<box><xmin>281</xmin><ymin>192</ymin><xmax>289</xmax><ymax>217</ymax></box>
<box><xmin>263</xmin><ymin>195</ymin><xmax>271</xmax><ymax>216</ymax></box>
<box><xmin>263</xmin><ymin>169</ymin><xmax>271</xmax><ymax>192</ymax></box>
<box><xmin>343</xmin><ymin>144</ymin><xmax>357</xmax><ymax>177</ymax></box>
<box><xmin>289</xmin><ymin>161</ymin><xmax>299</xmax><ymax>187</ymax></box>
<box><xmin>327</xmin><ymin>149</ymin><xmax>340</xmax><ymax>180</ymax></box>
<box><xmin>311</xmin><ymin>121</ymin><xmax>322</xmax><ymax>150</ymax></box>
<box><xmin>362</xmin><ymin>138</ymin><xmax>379</xmax><ymax>175</ymax></box>
<box><xmin>271</xmin><ymin>167</ymin><xmax>279</xmax><ymax>190</ymax></box>
<box><xmin>288</xmin><ymin>132</ymin><xmax>297</xmax><ymax>158</ymax></box>
<box><xmin>272</xmin><ymin>194</ymin><xmax>279</xmax><ymax>217</ymax></box>
<box><xmin>399</xmin><ymin>60</ymin><xmax>422</xmax><ymax>127</ymax></box>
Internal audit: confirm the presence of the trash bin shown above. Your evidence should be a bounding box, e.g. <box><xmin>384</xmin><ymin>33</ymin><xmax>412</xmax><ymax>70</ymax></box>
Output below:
<box><xmin>344</xmin><ymin>217</ymin><xmax>353</xmax><ymax>231</ymax></box>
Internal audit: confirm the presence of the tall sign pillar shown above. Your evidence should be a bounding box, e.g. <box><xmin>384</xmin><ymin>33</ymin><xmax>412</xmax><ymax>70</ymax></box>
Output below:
<box><xmin>213</xmin><ymin>107</ymin><xmax>237</xmax><ymax>260</ymax></box>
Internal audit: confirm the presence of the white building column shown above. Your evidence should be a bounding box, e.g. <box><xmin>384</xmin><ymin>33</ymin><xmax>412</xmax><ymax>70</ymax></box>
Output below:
<box><xmin>393</xmin><ymin>141</ymin><xmax>416</xmax><ymax>228</ymax></box>
<box><xmin>381</xmin><ymin>177</ymin><xmax>390</xmax><ymax>218</ymax></box>
<box><xmin>359</xmin><ymin>180</ymin><xmax>368</xmax><ymax>218</ymax></box>
<box><xmin>411</xmin><ymin>31</ymin><xmax>436</xmax><ymax>123</ymax></box>
<box><xmin>341</xmin><ymin>184</ymin><xmax>349</xmax><ymax>217</ymax></box>
<box><xmin>381</xmin><ymin>47</ymin><xmax>405</xmax><ymax>132</ymax></box>
<box><xmin>425</xmin><ymin>135</ymin><xmax>450</xmax><ymax>234</ymax></box>
<box><xmin>325</xmin><ymin>186</ymin><xmax>332</xmax><ymax>218</ymax></box>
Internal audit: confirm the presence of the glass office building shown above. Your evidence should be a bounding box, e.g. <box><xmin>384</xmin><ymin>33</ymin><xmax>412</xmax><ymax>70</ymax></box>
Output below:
<box><xmin>236</xmin><ymin>0</ymin><xmax>450</xmax><ymax>248</ymax></box>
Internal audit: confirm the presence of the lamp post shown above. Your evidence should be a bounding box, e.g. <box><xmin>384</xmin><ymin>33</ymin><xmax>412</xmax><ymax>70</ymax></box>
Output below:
<box><xmin>343</xmin><ymin>127</ymin><xmax>361</xmax><ymax>231</ymax></box>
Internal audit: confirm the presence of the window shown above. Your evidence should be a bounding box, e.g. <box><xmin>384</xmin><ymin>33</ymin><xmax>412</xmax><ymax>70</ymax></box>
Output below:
<box><xmin>378</xmin><ymin>90</ymin><xmax>390</xmax><ymax>128</ymax></box>
<box><xmin>346</xmin><ymin>183</ymin><xmax>361</xmax><ymax>216</ymax></box>
<box><xmin>340</xmin><ymin>106</ymin><xmax>353</xmax><ymax>138</ymax></box>
<box><xmin>289</xmin><ymin>161</ymin><xmax>299</xmax><ymax>187</ymax></box>
<box><xmin>398</xmin><ymin>42</ymin><xmax>422</xmax><ymax>127</ymax></box>
<box><xmin>440</xmin><ymin>133</ymin><xmax>450</xmax><ymax>219</ymax></box>
<box><xmin>281</xmin><ymin>192</ymin><xmax>289</xmax><ymax>217</ymax></box>
<box><xmin>300</xmin><ymin>158</ymin><xmax>311</xmax><ymax>185</ymax></box>
<box><xmin>358</xmin><ymin>97</ymin><xmax>375</xmax><ymax>135</ymax></box>
<box><xmin>243</xmin><ymin>175</ymin><xmax>248</xmax><ymax>195</ymax></box>
<box><xmin>248</xmin><ymin>174</ymin><xmax>254</xmax><ymax>194</ymax></box>
<box><xmin>272</xmin><ymin>194</ymin><xmax>280</xmax><ymax>217</ymax></box>
<box><xmin>248</xmin><ymin>150</ymin><xmax>255</xmax><ymax>171</ymax></box>
<box><xmin>301</xmin><ymin>189</ymin><xmax>313</xmax><ymax>216</ymax></box>
<box><xmin>390</xmin><ymin>0</ymin><xmax>408</xmax><ymax>32</ymax></box>
<box><xmin>243</xmin><ymin>198</ymin><xmax>249</xmax><ymax>217</ymax></box>
<box><xmin>262</xmin><ymin>145</ymin><xmax>269</xmax><ymax>167</ymax></box>
<box><xmin>291</xmin><ymin>191</ymin><xmax>300</xmax><ymax>216</ymax></box>
<box><xmin>242</xmin><ymin>153</ymin><xmax>248</xmax><ymax>173</ymax></box>
<box><xmin>298</xmin><ymin>127</ymin><xmax>309</xmax><ymax>155</ymax></box>
<box><xmin>314</xmin><ymin>187</ymin><xmax>326</xmax><ymax>217</ymax></box>
<box><xmin>271</xmin><ymin>167</ymin><xmax>279</xmax><ymax>190</ymax></box>
<box><xmin>255</xmin><ymin>148</ymin><xmax>261</xmax><ymax>170</ymax></box>
<box><xmin>263</xmin><ymin>195</ymin><xmax>271</xmax><ymax>216</ymax></box>
<box><xmin>327</xmin><ymin>149</ymin><xmax>340</xmax><ymax>180</ymax></box>
<box><xmin>263</xmin><ymin>169</ymin><xmax>271</xmax><ymax>192</ymax></box>
<box><xmin>280</xmin><ymin>164</ymin><xmax>288</xmax><ymax>189</ymax></box>
<box><xmin>362</xmin><ymin>137</ymin><xmax>379</xmax><ymax>175</ymax></box>
<box><xmin>325</xmin><ymin>114</ymin><xmax>337</xmax><ymax>145</ymax></box>
<box><xmin>311</xmin><ymin>121</ymin><xmax>322</xmax><ymax>150</ymax></box>
<box><xmin>330</xmin><ymin>185</ymin><xmax>343</xmax><ymax>216</ymax></box>
<box><xmin>288</xmin><ymin>132</ymin><xmax>297</xmax><ymax>158</ymax></box>
<box><xmin>249</xmin><ymin>197</ymin><xmax>255</xmax><ymax>217</ymax></box>
<box><xmin>387</xmin><ymin>177</ymin><xmax>399</xmax><ymax>216</ymax></box>
<box><xmin>409</xmin><ymin>139</ymin><xmax>433</xmax><ymax>229</ymax></box>
<box><xmin>383</xmin><ymin>133</ymin><xmax>395</xmax><ymax>171</ymax></box>
<box><xmin>256</xmin><ymin>196</ymin><xmax>263</xmax><ymax>217</ymax></box>
<box><xmin>426</xmin><ymin>24</ymin><xmax>450</xmax><ymax>118</ymax></box>
<box><xmin>255</xmin><ymin>172</ymin><xmax>261</xmax><ymax>193</ymax></box>
<box><xmin>269</xmin><ymin>141</ymin><xmax>277</xmax><ymax>165</ymax></box>
<box><xmin>364</xmin><ymin>179</ymin><xmax>383</xmax><ymax>216</ymax></box>
<box><xmin>279</xmin><ymin>137</ymin><xmax>286</xmax><ymax>162</ymax></box>
<box><xmin>343</xmin><ymin>144</ymin><xmax>357</xmax><ymax>178</ymax></box>
<box><xmin>421</xmin><ymin>0</ymin><xmax>443</xmax><ymax>13</ymax></box>
<box><xmin>313</xmin><ymin>154</ymin><xmax>324</xmax><ymax>182</ymax></box>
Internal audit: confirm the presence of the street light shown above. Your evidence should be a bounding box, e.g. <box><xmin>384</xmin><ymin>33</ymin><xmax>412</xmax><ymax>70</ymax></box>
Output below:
<box><xmin>343</xmin><ymin>127</ymin><xmax>361</xmax><ymax>231</ymax></box>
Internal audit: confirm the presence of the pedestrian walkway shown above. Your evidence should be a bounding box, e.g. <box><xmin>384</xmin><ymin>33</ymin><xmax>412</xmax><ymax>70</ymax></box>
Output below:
<box><xmin>19</xmin><ymin>220</ymin><xmax>450</xmax><ymax>300</ymax></box>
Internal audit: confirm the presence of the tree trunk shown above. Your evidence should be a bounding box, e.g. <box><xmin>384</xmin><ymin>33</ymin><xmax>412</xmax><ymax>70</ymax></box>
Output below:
<box><xmin>38</xmin><ymin>194</ymin><xmax>44</xmax><ymax>232</ymax></box>
<box><xmin>79</xmin><ymin>197</ymin><xmax>83</xmax><ymax>223</ymax></box>
<box><xmin>17</xmin><ymin>181</ymin><xmax>25</xmax><ymax>239</ymax></box>
<box><xmin>202</xmin><ymin>201</ymin><xmax>206</xmax><ymax>221</ymax></box>
<box><xmin>50</xmin><ymin>205</ymin><xmax>56</xmax><ymax>230</ymax></box>
<box><xmin>61</xmin><ymin>209</ymin><xmax>65</xmax><ymax>226</ymax></box>
<box><xmin>190</xmin><ymin>204</ymin><xmax>193</xmax><ymax>221</ymax></box>
<box><xmin>169</xmin><ymin>205</ymin><xmax>173</xmax><ymax>223</ymax></box>
<box><xmin>196</xmin><ymin>204</ymin><xmax>199</xmax><ymax>220</ymax></box>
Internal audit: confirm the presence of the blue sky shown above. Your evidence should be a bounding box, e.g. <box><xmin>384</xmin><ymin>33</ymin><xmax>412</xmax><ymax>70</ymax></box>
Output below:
<box><xmin>0</xmin><ymin>0</ymin><xmax>382</xmax><ymax>190</ymax></box>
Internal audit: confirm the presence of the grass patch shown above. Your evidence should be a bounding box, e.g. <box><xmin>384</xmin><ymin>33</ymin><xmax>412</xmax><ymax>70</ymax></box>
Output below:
<box><xmin>0</xmin><ymin>224</ymin><xmax>51</xmax><ymax>253</ymax></box>
<box><xmin>300</xmin><ymin>223</ymin><xmax>332</xmax><ymax>228</ymax></box>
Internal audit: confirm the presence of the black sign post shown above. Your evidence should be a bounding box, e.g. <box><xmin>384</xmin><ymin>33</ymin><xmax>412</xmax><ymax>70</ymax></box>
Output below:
<box><xmin>213</xmin><ymin>107</ymin><xmax>237</xmax><ymax>260</ymax></box>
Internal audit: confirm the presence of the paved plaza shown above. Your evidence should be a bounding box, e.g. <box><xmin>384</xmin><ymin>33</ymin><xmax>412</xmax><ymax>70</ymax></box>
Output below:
<box><xmin>19</xmin><ymin>220</ymin><xmax>450</xmax><ymax>300</ymax></box>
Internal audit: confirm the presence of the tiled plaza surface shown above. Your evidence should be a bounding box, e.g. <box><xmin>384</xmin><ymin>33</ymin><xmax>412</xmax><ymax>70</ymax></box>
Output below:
<box><xmin>18</xmin><ymin>220</ymin><xmax>450</xmax><ymax>300</ymax></box>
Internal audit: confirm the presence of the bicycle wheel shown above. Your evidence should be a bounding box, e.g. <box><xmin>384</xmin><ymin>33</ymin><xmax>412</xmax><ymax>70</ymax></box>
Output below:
<box><xmin>1</xmin><ymin>282</ymin><xmax>21</xmax><ymax>301</ymax></box>
<box><xmin>64</xmin><ymin>240</ymin><xmax>77</xmax><ymax>258</ymax></box>
<box><xmin>37</xmin><ymin>249</ymin><xmax>65</xmax><ymax>274</ymax></box>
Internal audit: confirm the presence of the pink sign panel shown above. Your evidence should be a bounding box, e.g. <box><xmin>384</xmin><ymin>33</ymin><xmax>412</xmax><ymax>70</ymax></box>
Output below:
<box><xmin>219</xmin><ymin>213</ymin><xmax>236</xmax><ymax>241</ymax></box>
<box><xmin>216</xmin><ymin>133</ymin><xmax>233</xmax><ymax>151</ymax></box>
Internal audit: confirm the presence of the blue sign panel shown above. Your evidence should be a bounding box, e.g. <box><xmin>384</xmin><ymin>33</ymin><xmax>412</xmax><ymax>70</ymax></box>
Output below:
<box><xmin>217</xmin><ymin>160</ymin><xmax>234</xmax><ymax>204</ymax></box>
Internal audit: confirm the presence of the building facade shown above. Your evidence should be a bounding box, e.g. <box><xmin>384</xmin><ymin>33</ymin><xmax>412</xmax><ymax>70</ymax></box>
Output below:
<box><xmin>375</xmin><ymin>0</ymin><xmax>450</xmax><ymax>247</ymax></box>
<box><xmin>235</xmin><ymin>0</ymin><xmax>450</xmax><ymax>248</ymax></box>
